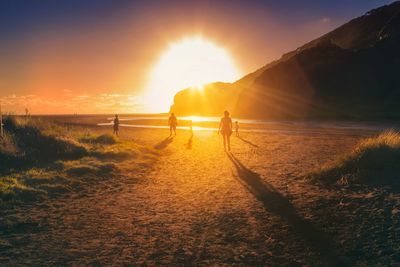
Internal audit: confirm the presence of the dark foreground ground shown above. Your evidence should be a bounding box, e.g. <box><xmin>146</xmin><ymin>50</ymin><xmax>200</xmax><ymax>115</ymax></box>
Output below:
<box><xmin>0</xmin><ymin>120</ymin><xmax>399</xmax><ymax>266</ymax></box>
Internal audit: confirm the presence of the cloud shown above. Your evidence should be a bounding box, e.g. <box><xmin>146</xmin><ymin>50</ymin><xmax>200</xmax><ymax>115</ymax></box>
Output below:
<box><xmin>0</xmin><ymin>93</ymin><xmax>145</xmax><ymax>114</ymax></box>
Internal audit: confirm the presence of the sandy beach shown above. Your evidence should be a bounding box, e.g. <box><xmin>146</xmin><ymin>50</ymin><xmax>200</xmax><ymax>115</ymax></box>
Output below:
<box><xmin>1</xmin><ymin>122</ymin><xmax>398</xmax><ymax>266</ymax></box>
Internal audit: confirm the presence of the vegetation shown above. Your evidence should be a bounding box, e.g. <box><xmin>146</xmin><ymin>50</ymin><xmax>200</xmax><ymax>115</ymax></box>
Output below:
<box><xmin>0</xmin><ymin>176</ymin><xmax>45</xmax><ymax>202</ymax></box>
<box><xmin>0</xmin><ymin>116</ymin><xmax>156</xmax><ymax>204</ymax></box>
<box><xmin>78</xmin><ymin>133</ymin><xmax>117</xmax><ymax>145</ymax></box>
<box><xmin>4</xmin><ymin>117</ymin><xmax>86</xmax><ymax>163</ymax></box>
<box><xmin>308</xmin><ymin>130</ymin><xmax>400</xmax><ymax>186</ymax></box>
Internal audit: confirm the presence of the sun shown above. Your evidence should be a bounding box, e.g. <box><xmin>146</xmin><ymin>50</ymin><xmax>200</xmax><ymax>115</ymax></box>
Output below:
<box><xmin>143</xmin><ymin>37</ymin><xmax>241</xmax><ymax>112</ymax></box>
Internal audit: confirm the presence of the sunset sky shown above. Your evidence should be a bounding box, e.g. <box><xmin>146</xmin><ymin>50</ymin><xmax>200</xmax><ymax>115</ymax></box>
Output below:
<box><xmin>0</xmin><ymin>0</ymin><xmax>393</xmax><ymax>114</ymax></box>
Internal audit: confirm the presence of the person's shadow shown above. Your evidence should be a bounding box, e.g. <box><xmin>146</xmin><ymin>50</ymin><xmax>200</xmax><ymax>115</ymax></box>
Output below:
<box><xmin>237</xmin><ymin>136</ymin><xmax>258</xmax><ymax>148</ymax></box>
<box><xmin>186</xmin><ymin>133</ymin><xmax>193</xmax><ymax>150</ymax></box>
<box><xmin>227</xmin><ymin>152</ymin><xmax>349</xmax><ymax>266</ymax></box>
<box><xmin>154</xmin><ymin>136</ymin><xmax>173</xmax><ymax>150</ymax></box>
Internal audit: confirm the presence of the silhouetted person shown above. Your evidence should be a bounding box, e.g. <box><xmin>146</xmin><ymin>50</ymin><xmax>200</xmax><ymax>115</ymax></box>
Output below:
<box><xmin>189</xmin><ymin>120</ymin><xmax>193</xmax><ymax>134</ymax></box>
<box><xmin>235</xmin><ymin>121</ymin><xmax>239</xmax><ymax>137</ymax></box>
<box><xmin>219</xmin><ymin>110</ymin><xmax>233</xmax><ymax>151</ymax></box>
<box><xmin>168</xmin><ymin>113</ymin><xmax>177</xmax><ymax>136</ymax></box>
<box><xmin>113</xmin><ymin>114</ymin><xmax>119</xmax><ymax>136</ymax></box>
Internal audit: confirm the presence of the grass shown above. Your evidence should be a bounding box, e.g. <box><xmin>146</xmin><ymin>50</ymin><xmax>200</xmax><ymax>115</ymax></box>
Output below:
<box><xmin>0</xmin><ymin>132</ymin><xmax>17</xmax><ymax>154</ymax></box>
<box><xmin>78</xmin><ymin>133</ymin><xmax>118</xmax><ymax>145</ymax></box>
<box><xmin>0</xmin><ymin>116</ymin><xmax>157</xmax><ymax>204</ymax></box>
<box><xmin>1</xmin><ymin>116</ymin><xmax>87</xmax><ymax>166</ymax></box>
<box><xmin>0</xmin><ymin>176</ymin><xmax>46</xmax><ymax>202</ymax></box>
<box><xmin>308</xmin><ymin>130</ymin><xmax>400</xmax><ymax>186</ymax></box>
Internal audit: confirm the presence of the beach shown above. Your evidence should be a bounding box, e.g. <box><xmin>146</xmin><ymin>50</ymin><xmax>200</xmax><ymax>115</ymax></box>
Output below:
<box><xmin>1</xmin><ymin>120</ymin><xmax>398</xmax><ymax>265</ymax></box>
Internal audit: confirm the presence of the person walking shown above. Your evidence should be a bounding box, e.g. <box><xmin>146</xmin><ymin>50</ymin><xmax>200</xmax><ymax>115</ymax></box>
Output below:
<box><xmin>113</xmin><ymin>114</ymin><xmax>120</xmax><ymax>136</ymax></box>
<box><xmin>218</xmin><ymin>110</ymin><xmax>233</xmax><ymax>151</ymax></box>
<box><xmin>168</xmin><ymin>113</ymin><xmax>178</xmax><ymax>136</ymax></box>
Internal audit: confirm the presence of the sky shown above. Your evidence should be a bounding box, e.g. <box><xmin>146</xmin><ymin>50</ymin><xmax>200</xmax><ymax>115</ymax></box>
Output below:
<box><xmin>0</xmin><ymin>0</ymin><xmax>394</xmax><ymax>114</ymax></box>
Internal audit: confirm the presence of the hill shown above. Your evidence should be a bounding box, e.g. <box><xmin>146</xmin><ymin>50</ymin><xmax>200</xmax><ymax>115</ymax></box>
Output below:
<box><xmin>170</xmin><ymin>1</ymin><xmax>400</xmax><ymax>119</ymax></box>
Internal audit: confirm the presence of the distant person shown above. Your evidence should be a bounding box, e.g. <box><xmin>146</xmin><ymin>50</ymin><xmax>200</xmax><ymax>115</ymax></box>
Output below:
<box><xmin>235</xmin><ymin>121</ymin><xmax>239</xmax><ymax>137</ymax></box>
<box><xmin>187</xmin><ymin>120</ymin><xmax>193</xmax><ymax>150</ymax></box>
<box><xmin>168</xmin><ymin>113</ymin><xmax>178</xmax><ymax>136</ymax></box>
<box><xmin>189</xmin><ymin>120</ymin><xmax>193</xmax><ymax>134</ymax></box>
<box><xmin>219</xmin><ymin>110</ymin><xmax>233</xmax><ymax>151</ymax></box>
<box><xmin>113</xmin><ymin>114</ymin><xmax>119</xmax><ymax>136</ymax></box>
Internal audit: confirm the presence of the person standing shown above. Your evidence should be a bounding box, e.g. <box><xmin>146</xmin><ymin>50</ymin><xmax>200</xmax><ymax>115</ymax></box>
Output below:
<box><xmin>235</xmin><ymin>121</ymin><xmax>239</xmax><ymax>137</ymax></box>
<box><xmin>189</xmin><ymin>120</ymin><xmax>193</xmax><ymax>134</ymax></box>
<box><xmin>113</xmin><ymin>114</ymin><xmax>119</xmax><ymax>136</ymax></box>
<box><xmin>218</xmin><ymin>110</ymin><xmax>233</xmax><ymax>151</ymax></box>
<box><xmin>168</xmin><ymin>113</ymin><xmax>178</xmax><ymax>136</ymax></box>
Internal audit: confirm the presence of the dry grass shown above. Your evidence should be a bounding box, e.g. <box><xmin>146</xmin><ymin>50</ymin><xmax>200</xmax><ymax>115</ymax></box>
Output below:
<box><xmin>1</xmin><ymin>116</ymin><xmax>87</xmax><ymax>164</ymax></box>
<box><xmin>0</xmin><ymin>116</ymin><xmax>156</xmax><ymax>203</ymax></box>
<box><xmin>0</xmin><ymin>132</ymin><xmax>17</xmax><ymax>154</ymax></box>
<box><xmin>308</xmin><ymin>130</ymin><xmax>400</xmax><ymax>186</ymax></box>
<box><xmin>0</xmin><ymin>176</ymin><xmax>46</xmax><ymax>202</ymax></box>
<box><xmin>78</xmin><ymin>133</ymin><xmax>117</xmax><ymax>145</ymax></box>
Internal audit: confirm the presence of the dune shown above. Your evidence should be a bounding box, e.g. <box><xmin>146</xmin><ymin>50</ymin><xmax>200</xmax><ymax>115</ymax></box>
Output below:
<box><xmin>0</xmin><ymin>117</ymin><xmax>158</xmax><ymax>203</ymax></box>
<box><xmin>308</xmin><ymin>130</ymin><xmax>400</xmax><ymax>187</ymax></box>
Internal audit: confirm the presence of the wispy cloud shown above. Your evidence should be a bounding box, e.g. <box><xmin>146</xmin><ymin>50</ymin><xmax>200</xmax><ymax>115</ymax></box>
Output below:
<box><xmin>0</xmin><ymin>93</ymin><xmax>146</xmax><ymax>114</ymax></box>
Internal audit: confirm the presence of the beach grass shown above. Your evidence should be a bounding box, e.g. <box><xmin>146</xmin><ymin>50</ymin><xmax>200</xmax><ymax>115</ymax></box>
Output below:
<box><xmin>0</xmin><ymin>116</ymin><xmax>156</xmax><ymax>203</ymax></box>
<box><xmin>308</xmin><ymin>130</ymin><xmax>400</xmax><ymax>186</ymax></box>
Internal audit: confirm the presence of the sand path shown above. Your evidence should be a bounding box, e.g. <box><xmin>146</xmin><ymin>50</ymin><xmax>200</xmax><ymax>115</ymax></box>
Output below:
<box><xmin>0</xmin><ymin>128</ymin><xmax>361</xmax><ymax>265</ymax></box>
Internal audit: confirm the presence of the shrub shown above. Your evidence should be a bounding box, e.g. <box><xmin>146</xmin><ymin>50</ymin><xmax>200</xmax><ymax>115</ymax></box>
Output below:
<box><xmin>2</xmin><ymin>116</ymin><xmax>87</xmax><ymax>164</ymax></box>
<box><xmin>308</xmin><ymin>130</ymin><xmax>400</xmax><ymax>186</ymax></box>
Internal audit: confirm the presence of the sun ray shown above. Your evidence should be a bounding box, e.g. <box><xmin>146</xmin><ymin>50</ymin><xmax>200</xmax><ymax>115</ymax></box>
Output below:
<box><xmin>143</xmin><ymin>36</ymin><xmax>241</xmax><ymax>112</ymax></box>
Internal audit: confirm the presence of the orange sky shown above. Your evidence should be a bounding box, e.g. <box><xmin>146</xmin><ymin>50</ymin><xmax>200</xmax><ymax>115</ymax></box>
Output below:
<box><xmin>0</xmin><ymin>0</ymin><xmax>392</xmax><ymax>114</ymax></box>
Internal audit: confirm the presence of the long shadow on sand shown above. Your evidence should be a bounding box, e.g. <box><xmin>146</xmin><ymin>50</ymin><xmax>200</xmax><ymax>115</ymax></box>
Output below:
<box><xmin>237</xmin><ymin>136</ymin><xmax>258</xmax><ymax>148</ymax></box>
<box><xmin>154</xmin><ymin>136</ymin><xmax>174</xmax><ymax>150</ymax></box>
<box><xmin>186</xmin><ymin>133</ymin><xmax>193</xmax><ymax>150</ymax></box>
<box><xmin>227</xmin><ymin>152</ymin><xmax>348</xmax><ymax>266</ymax></box>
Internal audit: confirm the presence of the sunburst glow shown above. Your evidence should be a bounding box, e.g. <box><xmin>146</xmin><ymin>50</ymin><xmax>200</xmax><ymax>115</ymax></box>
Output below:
<box><xmin>143</xmin><ymin>37</ymin><xmax>241</xmax><ymax>112</ymax></box>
